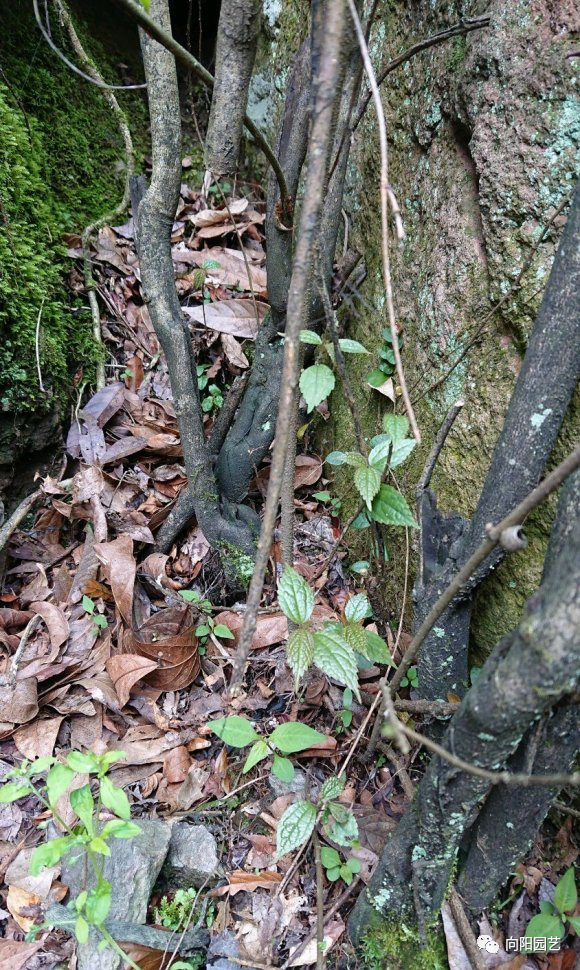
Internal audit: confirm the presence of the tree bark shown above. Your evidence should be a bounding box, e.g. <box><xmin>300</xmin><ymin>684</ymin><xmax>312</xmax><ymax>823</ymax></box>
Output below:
<box><xmin>349</xmin><ymin>460</ymin><xmax>580</xmax><ymax>941</ymax></box>
<box><xmin>415</xmin><ymin>186</ymin><xmax>580</xmax><ymax>704</ymax></box>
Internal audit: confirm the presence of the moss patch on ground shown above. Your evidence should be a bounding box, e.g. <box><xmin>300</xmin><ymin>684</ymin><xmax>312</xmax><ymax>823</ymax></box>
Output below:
<box><xmin>361</xmin><ymin>917</ymin><xmax>448</xmax><ymax>970</ymax></box>
<box><xmin>0</xmin><ymin>0</ymin><xmax>148</xmax><ymax>416</ymax></box>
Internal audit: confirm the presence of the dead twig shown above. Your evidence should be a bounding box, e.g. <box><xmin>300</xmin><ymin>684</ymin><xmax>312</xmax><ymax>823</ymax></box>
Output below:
<box><xmin>312</xmin><ymin>831</ymin><xmax>325</xmax><ymax>970</ymax></box>
<box><xmin>281</xmin><ymin>876</ymin><xmax>362</xmax><ymax>970</ymax></box>
<box><xmin>447</xmin><ymin>889</ymin><xmax>486</xmax><ymax>970</ymax></box>
<box><xmin>0</xmin><ymin>489</ymin><xmax>42</xmax><ymax>554</ymax></box>
<box><xmin>0</xmin><ymin>614</ymin><xmax>42</xmax><ymax>688</ymax></box>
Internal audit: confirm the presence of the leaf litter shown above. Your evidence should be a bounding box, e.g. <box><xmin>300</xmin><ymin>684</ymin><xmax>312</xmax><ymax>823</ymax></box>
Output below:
<box><xmin>1</xmin><ymin>174</ymin><xmax>573</xmax><ymax>970</ymax></box>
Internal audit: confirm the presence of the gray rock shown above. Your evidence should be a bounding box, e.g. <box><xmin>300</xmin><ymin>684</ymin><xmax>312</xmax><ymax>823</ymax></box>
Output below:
<box><xmin>164</xmin><ymin>822</ymin><xmax>222</xmax><ymax>888</ymax></box>
<box><xmin>208</xmin><ymin>930</ymin><xmax>259</xmax><ymax>970</ymax></box>
<box><xmin>61</xmin><ymin>819</ymin><xmax>171</xmax><ymax>970</ymax></box>
<box><xmin>268</xmin><ymin>767</ymin><xmax>321</xmax><ymax>801</ymax></box>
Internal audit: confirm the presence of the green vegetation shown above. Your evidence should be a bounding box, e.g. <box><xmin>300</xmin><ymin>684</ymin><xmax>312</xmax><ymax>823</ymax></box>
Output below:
<box><xmin>0</xmin><ymin>0</ymin><xmax>148</xmax><ymax>414</ymax></box>
<box><xmin>361</xmin><ymin>918</ymin><xmax>448</xmax><ymax>970</ymax></box>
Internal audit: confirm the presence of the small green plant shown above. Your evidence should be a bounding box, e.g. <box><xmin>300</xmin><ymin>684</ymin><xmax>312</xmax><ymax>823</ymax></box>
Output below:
<box><xmin>81</xmin><ymin>595</ymin><xmax>108</xmax><ymax>632</ymax></box>
<box><xmin>276</xmin><ymin>774</ymin><xmax>358</xmax><ymax>857</ymax></box>
<box><xmin>524</xmin><ymin>867</ymin><xmax>580</xmax><ymax>952</ymax></box>
<box><xmin>154</xmin><ymin>887</ymin><xmax>203</xmax><ymax>930</ymax></box>
<box><xmin>312</xmin><ymin>490</ymin><xmax>342</xmax><ymax>516</ymax></box>
<box><xmin>320</xmin><ymin>845</ymin><xmax>361</xmax><ymax>885</ymax></box>
<box><xmin>278</xmin><ymin>568</ymin><xmax>392</xmax><ymax>696</ymax></box>
<box><xmin>337</xmin><ymin>688</ymin><xmax>354</xmax><ymax>732</ymax></box>
<box><xmin>179</xmin><ymin>589</ymin><xmax>234</xmax><ymax>655</ymax></box>
<box><xmin>399</xmin><ymin>665</ymin><xmax>418</xmax><ymax>689</ymax></box>
<box><xmin>298</xmin><ymin>329</ymin><xmax>370</xmax><ymax>412</ymax></box>
<box><xmin>209</xmin><ymin>716</ymin><xmax>326</xmax><ymax>782</ymax></box>
<box><xmin>367</xmin><ymin>327</ymin><xmax>402</xmax><ymax>389</ymax></box>
<box><xmin>0</xmin><ymin>751</ymin><xmax>141</xmax><ymax>959</ymax></box>
<box><xmin>196</xmin><ymin>364</ymin><xmax>225</xmax><ymax>412</ymax></box>
<box><xmin>325</xmin><ymin>414</ymin><xmax>417</xmax><ymax>527</ymax></box>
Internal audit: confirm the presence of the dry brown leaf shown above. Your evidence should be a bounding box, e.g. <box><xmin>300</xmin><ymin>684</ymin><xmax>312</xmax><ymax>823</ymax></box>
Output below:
<box><xmin>30</xmin><ymin>601</ymin><xmax>69</xmax><ymax>649</ymax></box>
<box><xmin>370</xmin><ymin>375</ymin><xmax>395</xmax><ymax>401</ymax></box>
<box><xmin>0</xmin><ymin>941</ymin><xmax>43</xmax><ymax>970</ymax></box>
<box><xmin>288</xmin><ymin>918</ymin><xmax>345</xmax><ymax>966</ymax></box>
<box><xmin>213</xmin><ymin>611</ymin><xmax>287</xmax><ymax>650</ymax></box>
<box><xmin>157</xmin><ymin>764</ymin><xmax>209</xmax><ymax>811</ymax></box>
<box><xmin>13</xmin><ymin>715</ymin><xmax>64</xmax><ymax>760</ymax></box>
<box><xmin>182</xmin><ymin>299</ymin><xmax>268</xmax><ymax>338</ymax></box>
<box><xmin>108</xmin><ymin>726</ymin><xmax>199</xmax><ymax>766</ymax></box>
<box><xmin>7</xmin><ymin>884</ymin><xmax>43</xmax><ymax>932</ymax></box>
<box><xmin>294</xmin><ymin>455</ymin><xmax>323</xmax><ymax>489</ymax></box>
<box><xmin>221</xmin><ymin>333</ymin><xmax>249</xmax><ymax>369</ymax></box>
<box><xmin>94</xmin><ymin>534</ymin><xmax>135</xmax><ymax>625</ymax></box>
<box><xmin>214</xmin><ymin>869</ymin><xmax>282</xmax><ymax>896</ymax></box>
<box><xmin>0</xmin><ymin>679</ymin><xmax>38</xmax><ymax>725</ymax></box>
<box><xmin>5</xmin><ymin>846</ymin><xmax>60</xmax><ymax>900</ymax></box>
<box><xmin>163</xmin><ymin>745</ymin><xmax>192</xmax><ymax>784</ymax></box>
<box><xmin>192</xmin><ymin>198</ymin><xmax>248</xmax><ymax>227</ymax></box>
<box><xmin>125</xmin><ymin>606</ymin><xmax>200</xmax><ymax>691</ymax></box>
<box><xmin>106</xmin><ymin>654</ymin><xmax>159</xmax><ymax>707</ymax></box>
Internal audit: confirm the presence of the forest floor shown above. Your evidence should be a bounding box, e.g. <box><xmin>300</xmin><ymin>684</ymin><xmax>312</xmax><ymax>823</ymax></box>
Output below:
<box><xmin>0</xmin><ymin>173</ymin><xmax>577</xmax><ymax>970</ymax></box>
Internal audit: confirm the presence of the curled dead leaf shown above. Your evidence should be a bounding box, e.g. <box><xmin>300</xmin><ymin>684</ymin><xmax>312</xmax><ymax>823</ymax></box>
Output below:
<box><xmin>124</xmin><ymin>606</ymin><xmax>200</xmax><ymax>690</ymax></box>
<box><xmin>106</xmin><ymin>654</ymin><xmax>159</xmax><ymax>707</ymax></box>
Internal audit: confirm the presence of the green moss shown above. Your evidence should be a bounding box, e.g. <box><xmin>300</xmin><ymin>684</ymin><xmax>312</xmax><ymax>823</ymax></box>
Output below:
<box><xmin>220</xmin><ymin>542</ymin><xmax>255</xmax><ymax>588</ymax></box>
<box><xmin>0</xmin><ymin>0</ymin><xmax>149</xmax><ymax>415</ymax></box>
<box><xmin>361</xmin><ymin>917</ymin><xmax>448</xmax><ymax>970</ymax></box>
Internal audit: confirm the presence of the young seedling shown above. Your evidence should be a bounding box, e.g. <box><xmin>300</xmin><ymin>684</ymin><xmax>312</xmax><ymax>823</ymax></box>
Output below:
<box><xmin>525</xmin><ymin>867</ymin><xmax>580</xmax><ymax>952</ymax></box>
<box><xmin>209</xmin><ymin>716</ymin><xmax>326</xmax><ymax>783</ymax></box>
<box><xmin>320</xmin><ymin>846</ymin><xmax>362</xmax><ymax>885</ymax></box>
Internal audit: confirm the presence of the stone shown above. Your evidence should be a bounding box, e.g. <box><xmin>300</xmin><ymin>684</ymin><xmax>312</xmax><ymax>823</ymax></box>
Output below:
<box><xmin>163</xmin><ymin>822</ymin><xmax>222</xmax><ymax>889</ymax></box>
<box><xmin>61</xmin><ymin>819</ymin><xmax>171</xmax><ymax>970</ymax></box>
<box><xmin>267</xmin><ymin>767</ymin><xmax>321</xmax><ymax>801</ymax></box>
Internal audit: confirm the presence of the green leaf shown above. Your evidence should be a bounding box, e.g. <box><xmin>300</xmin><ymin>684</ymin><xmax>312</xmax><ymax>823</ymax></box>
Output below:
<box><xmin>29</xmin><ymin>837</ymin><xmax>73</xmax><ymax>875</ymax></box>
<box><xmin>371</xmin><ymin>485</ymin><xmax>418</xmax><ymax>528</ymax></box>
<box><xmin>313</xmin><ymin>628</ymin><xmax>360</xmax><ymax>699</ymax></box>
<box><xmin>276</xmin><ymin>800</ymin><xmax>317</xmax><ymax>857</ymax></box>
<box><xmin>98</xmin><ymin>751</ymin><xmax>126</xmax><ymax>771</ymax></box>
<box><xmin>66</xmin><ymin>751</ymin><xmax>100</xmax><ymax>774</ymax></box>
<box><xmin>354</xmin><ymin>465</ymin><xmax>381</xmax><ymax>510</ymax></box>
<box><xmin>269</xmin><ymin>722</ymin><xmax>326</xmax><ymax>754</ymax></box>
<box><xmin>213</xmin><ymin>624</ymin><xmax>235</xmax><ymax>640</ymax></box>
<box><xmin>278</xmin><ymin>566</ymin><xmax>314</xmax><ymax>625</ymax></box>
<box><xmin>338</xmin><ymin>339</ymin><xmax>369</xmax><ymax>354</ymax></box>
<box><xmin>382</xmin><ymin>414</ymin><xmax>409</xmax><ymax>442</ymax></box>
<box><xmin>350</xmin><ymin>560</ymin><xmax>370</xmax><ymax>574</ymax></box>
<box><xmin>85</xmin><ymin>881</ymin><xmax>112</xmax><ymax>926</ymax></box>
<box><xmin>390</xmin><ymin>438</ymin><xmax>416</xmax><ymax>469</ymax></box>
<box><xmin>27</xmin><ymin>756</ymin><xmax>56</xmax><ymax>777</ymax></box>
<box><xmin>76</xmin><ymin>890</ymin><xmax>88</xmax><ymax>912</ymax></box>
<box><xmin>46</xmin><ymin>763</ymin><xmax>75</xmax><ymax>807</ymax></box>
<box><xmin>364</xmin><ymin>630</ymin><xmax>394</xmax><ymax>666</ymax></box>
<box><xmin>367</xmin><ymin>438</ymin><xmax>392</xmax><ymax>471</ymax></box>
<box><xmin>299</xmin><ymin>364</ymin><xmax>335</xmax><ymax>412</ymax></box>
<box><xmin>324</xmin><ymin>803</ymin><xmax>359</xmax><ymax>846</ymax></box>
<box><xmin>320</xmin><ymin>846</ymin><xmax>341</xmax><ymax>869</ymax></box>
<box><xmin>345</xmin><ymin>594</ymin><xmax>371</xmax><ymax>623</ymax></box>
<box><xmin>343</xmin><ymin>621</ymin><xmax>370</xmax><ymax>658</ymax></box>
<box><xmin>100</xmin><ymin>820</ymin><xmax>142</xmax><ymax>840</ymax></box>
<box><xmin>343</xmin><ymin>452</ymin><xmax>366</xmax><ymax>467</ymax></box>
<box><xmin>340</xmin><ymin>865</ymin><xmax>354</xmax><ymax>884</ymax></box>
<box><xmin>327</xmin><ymin>866</ymin><xmax>341</xmax><ymax>882</ymax></box>
<box><xmin>554</xmin><ymin>867</ymin><xmax>577</xmax><ymax>914</ymax></box>
<box><xmin>271</xmin><ymin>755</ymin><xmax>294</xmax><ymax>782</ymax></box>
<box><xmin>320</xmin><ymin>775</ymin><xmax>346</xmax><ymax>803</ymax></box>
<box><xmin>0</xmin><ymin>781</ymin><xmax>31</xmax><ymax>803</ymax></box>
<box><xmin>210</xmin><ymin>716</ymin><xmax>259</xmax><ymax>748</ymax></box>
<box><xmin>568</xmin><ymin>916</ymin><xmax>580</xmax><ymax>933</ymax></box>
<box><xmin>196</xmin><ymin>624</ymin><xmax>211</xmax><ymax>637</ymax></box>
<box><xmin>70</xmin><ymin>784</ymin><xmax>95</xmax><ymax>834</ymax></box>
<box><xmin>243</xmin><ymin>740</ymin><xmax>270</xmax><ymax>773</ymax></box>
<box><xmin>100</xmin><ymin>776</ymin><xmax>130</xmax><ymax>820</ymax></box>
<box><xmin>286</xmin><ymin>627</ymin><xmax>314</xmax><ymax>686</ymax></box>
<box><xmin>524</xmin><ymin>913</ymin><xmax>565</xmax><ymax>944</ymax></box>
<box><xmin>346</xmin><ymin>856</ymin><xmax>362</xmax><ymax>874</ymax></box>
<box><xmin>325</xmin><ymin>451</ymin><xmax>348</xmax><ymax>466</ymax></box>
<box><xmin>368</xmin><ymin>368</ymin><xmax>391</xmax><ymax>387</ymax></box>
<box><xmin>179</xmin><ymin>589</ymin><xmax>202</xmax><ymax>603</ymax></box>
<box><xmin>312</xmin><ymin>490</ymin><xmax>331</xmax><ymax>502</ymax></box>
<box><xmin>82</xmin><ymin>595</ymin><xmax>95</xmax><ymax>615</ymax></box>
<box><xmin>75</xmin><ymin>915</ymin><xmax>89</xmax><ymax>945</ymax></box>
<box><xmin>89</xmin><ymin>837</ymin><xmax>111</xmax><ymax>856</ymax></box>
<box><xmin>299</xmin><ymin>329</ymin><xmax>322</xmax><ymax>345</ymax></box>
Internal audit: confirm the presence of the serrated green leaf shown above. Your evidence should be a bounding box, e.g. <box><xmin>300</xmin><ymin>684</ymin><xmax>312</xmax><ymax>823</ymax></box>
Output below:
<box><xmin>320</xmin><ymin>846</ymin><xmax>341</xmax><ymax>869</ymax></box>
<box><xmin>367</xmin><ymin>437</ymin><xmax>391</xmax><ymax>471</ymax></box>
<box><xmin>100</xmin><ymin>776</ymin><xmax>130</xmax><ymax>819</ymax></box>
<box><xmin>338</xmin><ymin>339</ymin><xmax>369</xmax><ymax>354</ymax></box>
<box><xmin>70</xmin><ymin>784</ymin><xmax>94</xmax><ymax>834</ymax></box>
<box><xmin>75</xmin><ymin>915</ymin><xmax>89</xmax><ymax>945</ymax></box>
<box><xmin>320</xmin><ymin>775</ymin><xmax>346</xmax><ymax>803</ymax></box>
<box><xmin>524</xmin><ymin>913</ymin><xmax>565</xmax><ymax>944</ymax></box>
<box><xmin>278</xmin><ymin>566</ymin><xmax>314</xmax><ymax>624</ymax></box>
<box><xmin>299</xmin><ymin>329</ymin><xmax>322</xmax><ymax>345</ymax></box>
<box><xmin>210</xmin><ymin>716</ymin><xmax>259</xmax><ymax>748</ymax></box>
<box><xmin>554</xmin><ymin>867</ymin><xmax>577</xmax><ymax>914</ymax></box>
<box><xmin>286</xmin><ymin>627</ymin><xmax>314</xmax><ymax>686</ymax></box>
<box><xmin>383</xmin><ymin>414</ymin><xmax>409</xmax><ymax>441</ymax></box>
<box><xmin>29</xmin><ymin>837</ymin><xmax>73</xmax><ymax>875</ymax></box>
<box><xmin>354</xmin><ymin>465</ymin><xmax>381</xmax><ymax>510</ymax></box>
<box><xmin>345</xmin><ymin>594</ymin><xmax>371</xmax><ymax>623</ymax></box>
<box><xmin>46</xmin><ymin>763</ymin><xmax>75</xmax><ymax>807</ymax></box>
<box><xmin>271</xmin><ymin>755</ymin><xmax>294</xmax><ymax>782</ymax></box>
<box><xmin>243</xmin><ymin>740</ymin><xmax>270</xmax><ymax>773</ymax></box>
<box><xmin>0</xmin><ymin>781</ymin><xmax>31</xmax><ymax>803</ymax></box>
<box><xmin>371</xmin><ymin>485</ymin><xmax>418</xmax><ymax>528</ymax></box>
<box><xmin>364</xmin><ymin>630</ymin><xmax>394</xmax><ymax>665</ymax></box>
<box><xmin>313</xmin><ymin>628</ymin><xmax>360</xmax><ymax>699</ymax></box>
<box><xmin>343</xmin><ymin>452</ymin><xmax>366</xmax><ymax>467</ymax></box>
<box><xmin>325</xmin><ymin>451</ymin><xmax>348</xmax><ymax>466</ymax></box>
<box><xmin>270</xmin><ymin>722</ymin><xmax>326</xmax><ymax>754</ymax></box>
<box><xmin>343</xmin><ymin>621</ymin><xmax>371</xmax><ymax>658</ymax></box>
<box><xmin>213</xmin><ymin>623</ymin><xmax>235</xmax><ymax>639</ymax></box>
<box><xmin>85</xmin><ymin>881</ymin><xmax>112</xmax><ymax>926</ymax></box>
<box><xmin>276</xmin><ymin>800</ymin><xmax>317</xmax><ymax>857</ymax></box>
<box><xmin>324</xmin><ymin>804</ymin><xmax>359</xmax><ymax>847</ymax></box>
<box><xmin>299</xmin><ymin>364</ymin><xmax>335</xmax><ymax>412</ymax></box>
<box><xmin>390</xmin><ymin>437</ymin><xmax>416</xmax><ymax>468</ymax></box>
